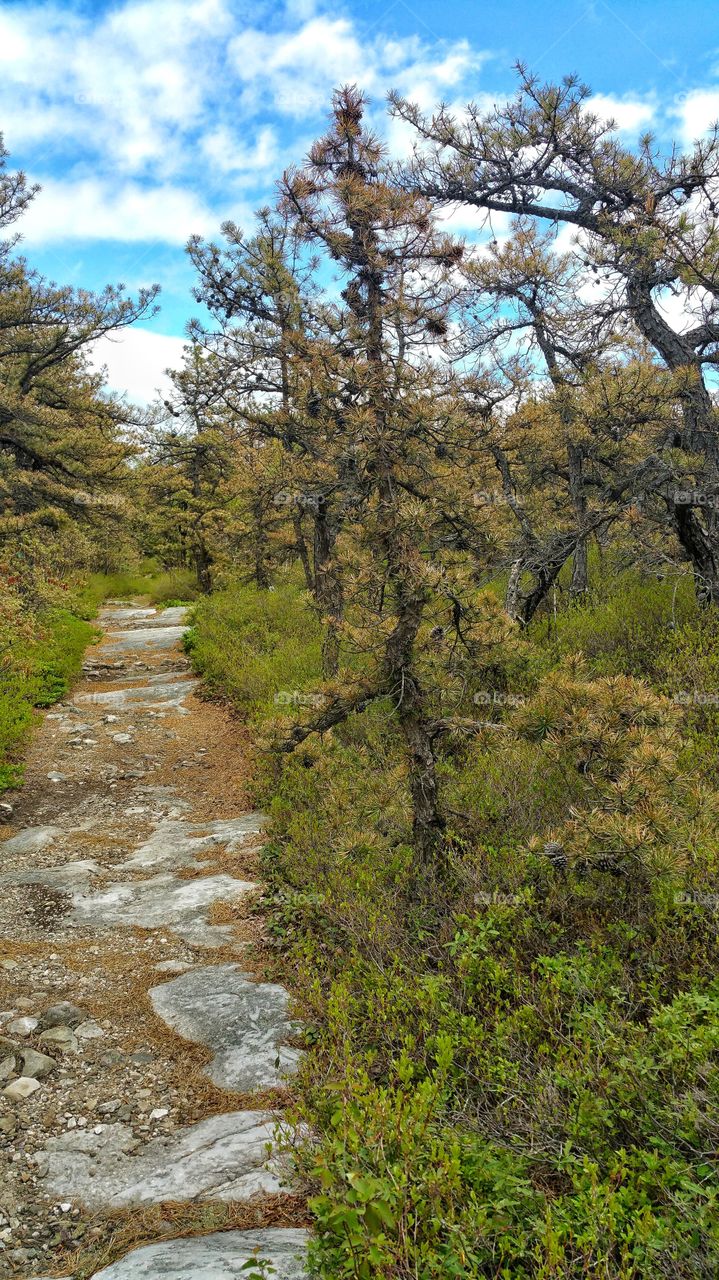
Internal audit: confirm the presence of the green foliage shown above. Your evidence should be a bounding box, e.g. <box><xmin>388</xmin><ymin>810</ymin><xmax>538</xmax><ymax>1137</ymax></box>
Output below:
<box><xmin>0</xmin><ymin>607</ymin><xmax>95</xmax><ymax>792</ymax></box>
<box><xmin>77</xmin><ymin>566</ymin><xmax>200</xmax><ymax>616</ymax></box>
<box><xmin>186</xmin><ymin>574</ymin><xmax>322</xmax><ymax>718</ymax></box>
<box><xmin>541</xmin><ymin>569</ymin><xmax>698</xmax><ymax>678</ymax></box>
<box><xmin>191</xmin><ymin>571</ymin><xmax>719</xmax><ymax>1278</ymax></box>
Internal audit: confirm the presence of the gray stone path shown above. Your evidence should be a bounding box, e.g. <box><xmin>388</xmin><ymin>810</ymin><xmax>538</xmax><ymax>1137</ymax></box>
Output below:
<box><xmin>1</xmin><ymin>603</ymin><xmax>307</xmax><ymax>1277</ymax></box>
<box><xmin>39</xmin><ymin>1229</ymin><xmax>309</xmax><ymax>1279</ymax></box>
<box><xmin>149</xmin><ymin>965</ymin><xmax>302</xmax><ymax>1090</ymax></box>
<box><xmin>35</xmin><ymin>1112</ymin><xmax>289</xmax><ymax>1207</ymax></box>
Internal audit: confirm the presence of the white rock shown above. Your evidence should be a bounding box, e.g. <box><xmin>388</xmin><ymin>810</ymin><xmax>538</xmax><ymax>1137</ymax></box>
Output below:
<box><xmin>149</xmin><ymin>964</ymin><xmax>301</xmax><ymax>1091</ymax></box>
<box><xmin>1</xmin><ymin>827</ymin><xmax>61</xmax><ymax>855</ymax></box>
<box><xmin>7</xmin><ymin>1017</ymin><xmax>39</xmax><ymax>1037</ymax></box>
<box><xmin>149</xmin><ymin>1108</ymin><xmax>168</xmax><ymax>1121</ymax></box>
<box><xmin>153</xmin><ymin>960</ymin><xmax>193</xmax><ymax>974</ymax></box>
<box><xmin>3</xmin><ymin>1076</ymin><xmax>40</xmax><ymax>1101</ymax></box>
<box><xmin>75</xmin><ymin>1021</ymin><xmax>104</xmax><ymax>1040</ymax></box>
<box><xmin>34</xmin><ymin>1228</ymin><xmax>308</xmax><ymax>1279</ymax></box>
<box><xmin>36</xmin><ymin>1113</ymin><xmax>290</xmax><ymax>1209</ymax></box>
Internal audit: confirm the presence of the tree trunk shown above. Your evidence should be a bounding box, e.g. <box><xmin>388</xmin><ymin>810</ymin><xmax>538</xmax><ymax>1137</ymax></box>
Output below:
<box><xmin>194</xmin><ymin>541</ymin><xmax>213</xmax><ymax>594</ymax></box>
<box><xmin>313</xmin><ymin>500</ymin><xmax>343</xmax><ymax>677</ymax></box>
<box><xmin>674</xmin><ymin>502</ymin><xmax>719</xmax><ymax>606</ymax></box>
<box><xmin>251</xmin><ymin>499</ymin><xmax>270</xmax><ymax>589</ymax></box>
<box><xmin>292</xmin><ymin>510</ymin><xmax>314</xmax><ymax>593</ymax></box>
<box><xmin>505</xmin><ymin>560</ymin><xmax>523</xmax><ymax>620</ymax></box>
<box><xmin>568</xmin><ymin>444</ymin><xmax>588</xmax><ymax>600</ymax></box>
<box><xmin>626</xmin><ymin>277</ymin><xmax>719</xmax><ymax>602</ymax></box>
<box><xmin>383</xmin><ymin>585</ymin><xmax>446</xmax><ymax>865</ymax></box>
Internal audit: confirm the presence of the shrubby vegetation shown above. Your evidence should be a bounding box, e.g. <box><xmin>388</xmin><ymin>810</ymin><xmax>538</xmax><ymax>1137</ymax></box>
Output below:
<box><xmin>189</xmin><ymin>568</ymin><xmax>719</xmax><ymax>1279</ymax></box>
<box><xmin>176</xmin><ymin>77</ymin><xmax>719</xmax><ymax>1277</ymax></box>
<box><xmin>4</xmin><ymin>59</ymin><xmax>719</xmax><ymax>1277</ymax></box>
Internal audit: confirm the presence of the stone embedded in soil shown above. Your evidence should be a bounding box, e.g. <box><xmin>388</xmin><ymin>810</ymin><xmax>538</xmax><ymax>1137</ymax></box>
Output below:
<box><xmin>105</xmin><ymin>607</ymin><xmax>157</xmax><ymax>624</ymax></box>
<box><xmin>0</xmin><ymin>1055</ymin><xmax>15</xmax><ymax>1080</ymax></box>
<box><xmin>38</xmin><ymin>1026</ymin><xmax>78</xmax><ymax>1053</ymax></box>
<box><xmin>38</xmin><ymin>1001</ymin><xmax>86</xmax><ymax>1029</ymax></box>
<box><xmin>122</xmin><ymin>814</ymin><xmax>267</xmax><ymax>870</ymax></box>
<box><xmin>74</xmin><ymin>679</ymin><xmax>198</xmax><ymax>711</ymax></box>
<box><xmin>19</xmin><ymin>1048</ymin><xmax>56</xmax><ymax>1079</ymax></box>
<box><xmin>154</xmin><ymin>958</ymin><xmax>194</xmax><ymax>973</ymax></box>
<box><xmin>0</xmin><ymin>859</ymin><xmax>100</xmax><ymax>890</ymax></box>
<box><xmin>0</xmin><ymin>826</ymin><xmax>61</xmax><ymax>856</ymax></box>
<box><xmin>101</xmin><ymin>626</ymin><xmax>188</xmax><ymax>653</ymax></box>
<box><xmin>149</xmin><ymin>964</ymin><xmax>301</xmax><ymax>1092</ymax></box>
<box><xmin>6</xmin><ymin>1017</ymin><xmax>38</xmax><ymax>1037</ymax></box>
<box><xmin>36</xmin><ymin>1228</ymin><xmax>308</xmax><ymax>1280</ymax></box>
<box><xmin>75</xmin><ymin>1019</ymin><xmax>104</xmax><ymax>1039</ymax></box>
<box><xmin>34</xmin><ymin>1112</ymin><xmax>290</xmax><ymax>1209</ymax></box>
<box><xmin>3</xmin><ymin>1075</ymin><xmax>40</xmax><ymax>1100</ymax></box>
<box><xmin>71</xmin><ymin>872</ymin><xmax>256</xmax><ymax>947</ymax></box>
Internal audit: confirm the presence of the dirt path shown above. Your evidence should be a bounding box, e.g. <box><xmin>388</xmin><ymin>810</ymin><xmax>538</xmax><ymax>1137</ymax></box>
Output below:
<box><xmin>0</xmin><ymin>604</ymin><xmax>308</xmax><ymax>1279</ymax></box>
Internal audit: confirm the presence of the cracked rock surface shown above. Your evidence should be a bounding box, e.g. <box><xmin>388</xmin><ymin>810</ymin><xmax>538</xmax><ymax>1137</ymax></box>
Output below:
<box><xmin>0</xmin><ymin>603</ymin><xmax>306</xmax><ymax>1277</ymax></box>
<box><xmin>149</xmin><ymin>965</ymin><xmax>301</xmax><ymax>1091</ymax></box>
<box><xmin>37</xmin><ymin>1228</ymin><xmax>309</xmax><ymax>1279</ymax></box>
<box><xmin>34</xmin><ymin>1111</ymin><xmax>288</xmax><ymax>1207</ymax></box>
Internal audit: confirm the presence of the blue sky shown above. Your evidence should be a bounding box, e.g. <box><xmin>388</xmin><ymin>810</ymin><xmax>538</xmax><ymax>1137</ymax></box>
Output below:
<box><xmin>2</xmin><ymin>0</ymin><xmax>718</xmax><ymax>401</ymax></box>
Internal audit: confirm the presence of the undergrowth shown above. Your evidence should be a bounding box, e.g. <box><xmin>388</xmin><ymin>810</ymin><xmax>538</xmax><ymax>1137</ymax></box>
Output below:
<box><xmin>163</xmin><ymin>569</ymin><xmax>719</xmax><ymax>1276</ymax></box>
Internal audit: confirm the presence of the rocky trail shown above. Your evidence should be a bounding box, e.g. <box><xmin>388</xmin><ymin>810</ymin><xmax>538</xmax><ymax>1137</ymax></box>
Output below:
<box><xmin>0</xmin><ymin>605</ymin><xmax>308</xmax><ymax>1279</ymax></box>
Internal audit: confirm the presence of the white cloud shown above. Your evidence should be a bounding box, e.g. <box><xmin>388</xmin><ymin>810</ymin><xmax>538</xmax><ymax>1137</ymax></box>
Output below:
<box><xmin>586</xmin><ymin>94</ymin><xmax>655</xmax><ymax>134</ymax></box>
<box><xmin>20</xmin><ymin>178</ymin><xmax>221</xmax><ymax>245</ymax></box>
<box><xmin>90</xmin><ymin>327</ymin><xmax>187</xmax><ymax>404</ymax></box>
<box><xmin>674</xmin><ymin>89</ymin><xmax>719</xmax><ymax>144</ymax></box>
<box><xmin>0</xmin><ymin>0</ymin><xmax>231</xmax><ymax>177</ymax></box>
<box><xmin>201</xmin><ymin>124</ymin><xmax>280</xmax><ymax>175</ymax></box>
<box><xmin>229</xmin><ymin>17</ymin><xmax>485</xmax><ymax>120</ymax></box>
<box><xmin>656</xmin><ymin>285</ymin><xmax>713</xmax><ymax>336</ymax></box>
<box><xmin>0</xmin><ymin>0</ymin><xmax>493</xmax><ymax>262</ymax></box>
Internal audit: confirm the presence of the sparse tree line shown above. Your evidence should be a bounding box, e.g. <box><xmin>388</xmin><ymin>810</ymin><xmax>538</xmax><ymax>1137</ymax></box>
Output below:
<box><xmin>0</xmin><ymin>138</ymin><xmax>157</xmax><ymax>613</ymax></box>
<box><xmin>4</xmin><ymin>71</ymin><xmax>719</xmax><ymax>864</ymax></box>
<box><xmin>155</xmin><ymin>76</ymin><xmax>719</xmax><ymax>862</ymax></box>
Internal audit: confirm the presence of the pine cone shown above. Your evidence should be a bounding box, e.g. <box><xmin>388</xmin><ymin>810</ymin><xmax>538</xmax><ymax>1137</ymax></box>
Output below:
<box><xmin>593</xmin><ymin>854</ymin><xmax>624</xmax><ymax>875</ymax></box>
<box><xmin>542</xmin><ymin>840</ymin><xmax>568</xmax><ymax>869</ymax></box>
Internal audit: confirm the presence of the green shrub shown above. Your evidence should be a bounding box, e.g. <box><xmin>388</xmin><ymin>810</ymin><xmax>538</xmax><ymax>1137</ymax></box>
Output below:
<box><xmin>77</xmin><ymin>566</ymin><xmax>200</xmax><ymax>616</ymax></box>
<box><xmin>540</xmin><ymin>570</ymin><xmax>698</xmax><ymax>678</ymax></box>
<box><xmin>0</xmin><ymin>607</ymin><xmax>96</xmax><ymax>792</ymax></box>
<box><xmin>189</xmin><ymin>573</ymin><xmax>719</xmax><ymax>1278</ymax></box>
<box><xmin>186</xmin><ymin>577</ymin><xmax>322</xmax><ymax>717</ymax></box>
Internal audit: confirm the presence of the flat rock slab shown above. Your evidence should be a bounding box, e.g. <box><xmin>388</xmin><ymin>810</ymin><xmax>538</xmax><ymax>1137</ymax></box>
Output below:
<box><xmin>149</xmin><ymin>964</ymin><xmax>301</xmax><ymax>1091</ymax></box>
<box><xmin>75</xmin><ymin>680</ymin><xmax>198</xmax><ymax>710</ymax></box>
<box><xmin>72</xmin><ymin>873</ymin><xmax>256</xmax><ymax>947</ymax></box>
<box><xmin>37</xmin><ymin>1228</ymin><xmax>308</xmax><ymax>1279</ymax></box>
<box><xmin>0</xmin><ymin>826</ymin><xmax>62</xmax><ymax>856</ymax></box>
<box><xmin>123</xmin><ymin>815</ymin><xmax>267</xmax><ymax>870</ymax></box>
<box><xmin>34</xmin><ymin>1112</ymin><xmax>288</xmax><ymax>1208</ymax></box>
<box><xmin>137</xmin><ymin>607</ymin><xmax>189</xmax><ymax>628</ymax></box>
<box><xmin>0</xmin><ymin>859</ymin><xmax>101</xmax><ymax>888</ymax></box>
<box><xmin>102</xmin><ymin>626</ymin><xmax>188</xmax><ymax>653</ymax></box>
<box><xmin>103</xmin><ymin>608</ymin><xmax>157</xmax><ymax>624</ymax></box>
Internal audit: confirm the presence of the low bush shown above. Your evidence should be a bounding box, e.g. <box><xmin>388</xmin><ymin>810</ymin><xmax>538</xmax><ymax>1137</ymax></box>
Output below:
<box><xmin>186</xmin><ymin>575</ymin><xmax>322</xmax><ymax>717</ymax></box>
<box><xmin>0</xmin><ymin>606</ymin><xmax>95</xmax><ymax>792</ymax></box>
<box><xmin>189</xmin><ymin>568</ymin><xmax>719</xmax><ymax>1278</ymax></box>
